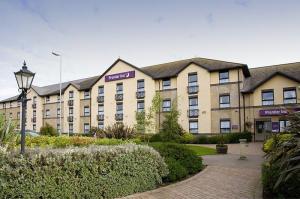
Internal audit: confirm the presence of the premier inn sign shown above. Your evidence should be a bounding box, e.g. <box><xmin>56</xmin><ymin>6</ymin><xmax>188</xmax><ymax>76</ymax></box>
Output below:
<box><xmin>105</xmin><ymin>71</ymin><xmax>135</xmax><ymax>82</ymax></box>
<box><xmin>259</xmin><ymin>109</ymin><xmax>289</xmax><ymax>116</ymax></box>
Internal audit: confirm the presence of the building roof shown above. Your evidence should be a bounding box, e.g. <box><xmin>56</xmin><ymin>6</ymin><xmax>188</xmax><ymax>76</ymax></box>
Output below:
<box><xmin>242</xmin><ymin>62</ymin><xmax>300</xmax><ymax>93</ymax></box>
<box><xmin>31</xmin><ymin>75</ymin><xmax>100</xmax><ymax>96</ymax></box>
<box><xmin>0</xmin><ymin>95</ymin><xmax>19</xmax><ymax>103</ymax></box>
<box><xmin>141</xmin><ymin>57</ymin><xmax>249</xmax><ymax>79</ymax></box>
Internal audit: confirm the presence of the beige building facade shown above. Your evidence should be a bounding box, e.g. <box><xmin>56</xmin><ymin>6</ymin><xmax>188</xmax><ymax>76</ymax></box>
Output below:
<box><xmin>1</xmin><ymin>58</ymin><xmax>299</xmax><ymax>140</ymax></box>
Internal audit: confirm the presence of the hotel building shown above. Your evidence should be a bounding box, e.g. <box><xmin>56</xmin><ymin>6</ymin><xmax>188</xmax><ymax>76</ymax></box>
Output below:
<box><xmin>0</xmin><ymin>57</ymin><xmax>299</xmax><ymax>141</ymax></box>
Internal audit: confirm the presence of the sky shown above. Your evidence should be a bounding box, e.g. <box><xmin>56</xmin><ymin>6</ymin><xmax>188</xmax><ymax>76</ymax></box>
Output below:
<box><xmin>0</xmin><ymin>0</ymin><xmax>300</xmax><ymax>100</ymax></box>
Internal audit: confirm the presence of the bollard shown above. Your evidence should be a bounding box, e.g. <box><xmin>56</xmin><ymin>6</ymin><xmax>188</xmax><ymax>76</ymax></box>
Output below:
<box><xmin>239</xmin><ymin>139</ymin><xmax>247</xmax><ymax>160</ymax></box>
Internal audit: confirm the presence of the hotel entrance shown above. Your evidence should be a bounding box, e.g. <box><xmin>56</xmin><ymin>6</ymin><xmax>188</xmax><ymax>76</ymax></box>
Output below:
<box><xmin>255</xmin><ymin>120</ymin><xmax>272</xmax><ymax>141</ymax></box>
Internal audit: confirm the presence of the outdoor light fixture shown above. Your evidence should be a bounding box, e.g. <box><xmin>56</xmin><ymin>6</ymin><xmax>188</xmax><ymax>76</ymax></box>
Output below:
<box><xmin>14</xmin><ymin>61</ymin><xmax>35</xmax><ymax>154</ymax></box>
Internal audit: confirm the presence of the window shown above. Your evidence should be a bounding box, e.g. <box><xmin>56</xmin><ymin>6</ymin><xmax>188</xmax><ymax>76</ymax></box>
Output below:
<box><xmin>17</xmin><ymin>112</ymin><xmax>20</xmax><ymax>119</ymax></box>
<box><xmin>162</xmin><ymin>99</ymin><xmax>171</xmax><ymax>112</ymax></box>
<box><xmin>189</xmin><ymin>120</ymin><xmax>198</xmax><ymax>133</ymax></box>
<box><xmin>219</xmin><ymin>70</ymin><xmax>229</xmax><ymax>83</ymax></box>
<box><xmin>188</xmin><ymin>73</ymin><xmax>198</xmax><ymax>87</ymax></box>
<box><xmin>84</xmin><ymin>90</ymin><xmax>90</xmax><ymax>99</ymax></box>
<box><xmin>57</xmin><ymin>108</ymin><xmax>61</xmax><ymax>117</ymax></box>
<box><xmin>219</xmin><ymin>95</ymin><xmax>230</xmax><ymax>108</ymax></box>
<box><xmin>98</xmin><ymin>86</ymin><xmax>104</xmax><ymax>96</ymax></box>
<box><xmin>220</xmin><ymin>120</ymin><xmax>231</xmax><ymax>133</ymax></box>
<box><xmin>33</xmin><ymin>124</ymin><xmax>36</xmax><ymax>131</ymax></box>
<box><xmin>116</xmin><ymin>103</ymin><xmax>123</xmax><ymax>114</ymax></box>
<box><xmin>189</xmin><ymin>97</ymin><xmax>198</xmax><ymax>110</ymax></box>
<box><xmin>33</xmin><ymin>110</ymin><xmax>36</xmax><ymax>118</ymax></box>
<box><xmin>162</xmin><ymin>79</ymin><xmax>171</xmax><ymax>90</ymax></box>
<box><xmin>283</xmin><ymin>88</ymin><xmax>296</xmax><ymax>104</ymax></box>
<box><xmin>69</xmin><ymin>107</ymin><xmax>73</xmax><ymax>116</ymax></box>
<box><xmin>84</xmin><ymin>106</ymin><xmax>90</xmax><ymax>116</ymax></box>
<box><xmin>137</xmin><ymin>101</ymin><xmax>145</xmax><ymax>112</ymax></box>
<box><xmin>33</xmin><ymin>96</ymin><xmax>37</xmax><ymax>104</ymax></box>
<box><xmin>137</xmin><ymin>79</ymin><xmax>145</xmax><ymax>91</ymax></box>
<box><xmin>45</xmin><ymin>109</ymin><xmax>50</xmax><ymax>117</ymax></box>
<box><xmin>98</xmin><ymin>122</ymin><xmax>104</xmax><ymax>129</ymax></box>
<box><xmin>262</xmin><ymin>90</ymin><xmax>274</xmax><ymax>106</ymax></box>
<box><xmin>98</xmin><ymin>105</ymin><xmax>104</xmax><ymax>115</ymax></box>
<box><xmin>116</xmin><ymin>83</ymin><xmax>123</xmax><ymax>94</ymax></box>
<box><xmin>69</xmin><ymin>91</ymin><xmax>74</xmax><ymax>99</ymax></box>
<box><xmin>57</xmin><ymin>95</ymin><xmax>60</xmax><ymax>101</ymax></box>
<box><xmin>84</xmin><ymin>123</ymin><xmax>90</xmax><ymax>134</ymax></box>
<box><xmin>69</xmin><ymin>123</ymin><xmax>73</xmax><ymax>133</ymax></box>
<box><xmin>10</xmin><ymin>102</ymin><xmax>12</xmax><ymax>108</ymax></box>
<box><xmin>57</xmin><ymin>123</ymin><xmax>61</xmax><ymax>132</ymax></box>
<box><xmin>279</xmin><ymin>120</ymin><xmax>290</xmax><ymax>132</ymax></box>
<box><xmin>46</xmin><ymin>96</ymin><xmax>50</xmax><ymax>103</ymax></box>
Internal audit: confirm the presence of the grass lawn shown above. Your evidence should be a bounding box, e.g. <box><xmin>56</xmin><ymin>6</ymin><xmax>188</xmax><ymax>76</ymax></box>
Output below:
<box><xmin>184</xmin><ymin>144</ymin><xmax>216</xmax><ymax>156</ymax></box>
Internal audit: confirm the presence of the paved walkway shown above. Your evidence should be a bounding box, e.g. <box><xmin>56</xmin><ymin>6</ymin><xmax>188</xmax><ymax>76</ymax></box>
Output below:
<box><xmin>123</xmin><ymin>143</ymin><xmax>264</xmax><ymax>199</ymax></box>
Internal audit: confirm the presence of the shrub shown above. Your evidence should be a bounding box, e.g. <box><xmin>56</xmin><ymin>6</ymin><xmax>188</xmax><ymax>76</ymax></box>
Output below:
<box><xmin>149</xmin><ymin>142</ymin><xmax>203</xmax><ymax>182</ymax></box>
<box><xmin>180</xmin><ymin>133</ymin><xmax>196</xmax><ymax>144</ymax></box>
<box><xmin>0</xmin><ymin>115</ymin><xmax>17</xmax><ymax>149</ymax></box>
<box><xmin>262</xmin><ymin>134</ymin><xmax>300</xmax><ymax>198</ymax></box>
<box><xmin>0</xmin><ymin>144</ymin><xmax>168</xmax><ymax>199</ymax></box>
<box><xmin>40</xmin><ymin>123</ymin><xmax>58</xmax><ymax>136</ymax></box>
<box><xmin>105</xmin><ymin>123</ymin><xmax>136</xmax><ymax>139</ymax></box>
<box><xmin>196</xmin><ymin>132</ymin><xmax>252</xmax><ymax>144</ymax></box>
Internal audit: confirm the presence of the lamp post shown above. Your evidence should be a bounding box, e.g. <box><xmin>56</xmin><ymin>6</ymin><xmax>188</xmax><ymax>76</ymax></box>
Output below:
<box><xmin>52</xmin><ymin>52</ymin><xmax>62</xmax><ymax>135</ymax></box>
<box><xmin>14</xmin><ymin>61</ymin><xmax>35</xmax><ymax>154</ymax></box>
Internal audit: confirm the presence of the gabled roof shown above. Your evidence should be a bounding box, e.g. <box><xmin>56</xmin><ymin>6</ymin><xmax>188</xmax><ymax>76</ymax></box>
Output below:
<box><xmin>31</xmin><ymin>75</ymin><xmax>100</xmax><ymax>96</ymax></box>
<box><xmin>242</xmin><ymin>62</ymin><xmax>300</xmax><ymax>93</ymax></box>
<box><xmin>140</xmin><ymin>57</ymin><xmax>249</xmax><ymax>79</ymax></box>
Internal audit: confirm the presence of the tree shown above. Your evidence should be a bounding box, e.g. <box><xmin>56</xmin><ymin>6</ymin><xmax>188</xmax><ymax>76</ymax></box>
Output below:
<box><xmin>40</xmin><ymin>123</ymin><xmax>58</xmax><ymax>136</ymax></box>
<box><xmin>286</xmin><ymin>112</ymin><xmax>300</xmax><ymax>135</ymax></box>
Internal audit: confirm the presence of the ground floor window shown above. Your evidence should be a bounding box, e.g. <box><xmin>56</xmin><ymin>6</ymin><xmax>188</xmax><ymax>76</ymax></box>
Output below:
<box><xmin>220</xmin><ymin>120</ymin><xmax>231</xmax><ymax>133</ymax></box>
<box><xmin>98</xmin><ymin>122</ymin><xmax>104</xmax><ymax>129</ymax></box>
<box><xmin>69</xmin><ymin>123</ymin><xmax>73</xmax><ymax>133</ymax></box>
<box><xmin>189</xmin><ymin>120</ymin><xmax>198</xmax><ymax>133</ymax></box>
<box><xmin>162</xmin><ymin>99</ymin><xmax>171</xmax><ymax>112</ymax></box>
<box><xmin>279</xmin><ymin>120</ymin><xmax>290</xmax><ymax>132</ymax></box>
<box><xmin>33</xmin><ymin>124</ymin><xmax>36</xmax><ymax>131</ymax></box>
<box><xmin>84</xmin><ymin>123</ymin><xmax>90</xmax><ymax>134</ymax></box>
<box><xmin>137</xmin><ymin>100</ymin><xmax>145</xmax><ymax>112</ymax></box>
<box><xmin>57</xmin><ymin>123</ymin><xmax>60</xmax><ymax>132</ymax></box>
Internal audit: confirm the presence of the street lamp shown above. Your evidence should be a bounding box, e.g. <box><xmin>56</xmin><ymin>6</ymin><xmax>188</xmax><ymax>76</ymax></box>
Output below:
<box><xmin>14</xmin><ymin>61</ymin><xmax>35</xmax><ymax>154</ymax></box>
<box><xmin>52</xmin><ymin>51</ymin><xmax>62</xmax><ymax>135</ymax></box>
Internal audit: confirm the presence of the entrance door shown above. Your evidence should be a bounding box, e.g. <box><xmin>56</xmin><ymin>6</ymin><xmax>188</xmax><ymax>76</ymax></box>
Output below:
<box><xmin>255</xmin><ymin>121</ymin><xmax>272</xmax><ymax>141</ymax></box>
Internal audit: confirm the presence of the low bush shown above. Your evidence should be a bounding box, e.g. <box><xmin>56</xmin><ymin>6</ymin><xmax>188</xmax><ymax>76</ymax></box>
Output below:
<box><xmin>197</xmin><ymin>132</ymin><xmax>252</xmax><ymax>144</ymax></box>
<box><xmin>23</xmin><ymin>136</ymin><xmax>140</xmax><ymax>148</ymax></box>
<box><xmin>40</xmin><ymin>123</ymin><xmax>58</xmax><ymax>136</ymax></box>
<box><xmin>180</xmin><ymin>133</ymin><xmax>197</xmax><ymax>144</ymax></box>
<box><xmin>0</xmin><ymin>144</ymin><xmax>168</xmax><ymax>198</ymax></box>
<box><xmin>262</xmin><ymin>134</ymin><xmax>300</xmax><ymax>198</ymax></box>
<box><xmin>90</xmin><ymin>123</ymin><xmax>136</xmax><ymax>139</ymax></box>
<box><xmin>149</xmin><ymin>142</ymin><xmax>203</xmax><ymax>182</ymax></box>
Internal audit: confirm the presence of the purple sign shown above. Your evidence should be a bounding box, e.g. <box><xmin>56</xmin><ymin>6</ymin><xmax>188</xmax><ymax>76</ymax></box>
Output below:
<box><xmin>105</xmin><ymin>71</ymin><xmax>135</xmax><ymax>82</ymax></box>
<box><xmin>272</xmin><ymin>122</ymin><xmax>279</xmax><ymax>132</ymax></box>
<box><xmin>259</xmin><ymin>109</ymin><xmax>288</xmax><ymax>116</ymax></box>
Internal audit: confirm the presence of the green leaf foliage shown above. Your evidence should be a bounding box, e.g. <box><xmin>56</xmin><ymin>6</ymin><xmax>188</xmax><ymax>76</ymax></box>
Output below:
<box><xmin>0</xmin><ymin>144</ymin><xmax>168</xmax><ymax>199</ymax></box>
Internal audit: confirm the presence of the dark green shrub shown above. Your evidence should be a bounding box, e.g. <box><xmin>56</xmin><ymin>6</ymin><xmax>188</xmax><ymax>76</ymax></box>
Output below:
<box><xmin>195</xmin><ymin>132</ymin><xmax>252</xmax><ymax>144</ymax></box>
<box><xmin>164</xmin><ymin>158</ymin><xmax>188</xmax><ymax>182</ymax></box>
<box><xmin>225</xmin><ymin>132</ymin><xmax>252</xmax><ymax>143</ymax></box>
<box><xmin>90</xmin><ymin>126</ymin><xmax>106</xmax><ymax>138</ymax></box>
<box><xmin>0</xmin><ymin>144</ymin><xmax>168</xmax><ymax>199</ymax></box>
<box><xmin>180</xmin><ymin>133</ymin><xmax>197</xmax><ymax>144</ymax></box>
<box><xmin>149</xmin><ymin>142</ymin><xmax>203</xmax><ymax>182</ymax></box>
<box><xmin>197</xmin><ymin>135</ymin><xmax>208</xmax><ymax>144</ymax></box>
<box><xmin>40</xmin><ymin>123</ymin><xmax>57</xmax><ymax>136</ymax></box>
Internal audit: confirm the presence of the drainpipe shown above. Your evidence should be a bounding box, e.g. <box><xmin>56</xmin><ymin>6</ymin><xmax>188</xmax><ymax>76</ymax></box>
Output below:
<box><xmin>243</xmin><ymin>93</ymin><xmax>246</xmax><ymax>132</ymax></box>
<box><xmin>238</xmin><ymin>69</ymin><xmax>242</xmax><ymax>132</ymax></box>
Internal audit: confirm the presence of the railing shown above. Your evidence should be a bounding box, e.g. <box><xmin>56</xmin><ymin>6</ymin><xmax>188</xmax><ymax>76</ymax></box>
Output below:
<box><xmin>32</xmin><ymin>103</ymin><xmax>36</xmax><ymax>109</ymax></box>
<box><xmin>115</xmin><ymin>94</ymin><xmax>123</xmax><ymax>101</ymax></box>
<box><xmin>97</xmin><ymin>114</ymin><xmax>104</xmax><ymax>121</ymax></box>
<box><xmin>97</xmin><ymin>96</ymin><xmax>104</xmax><ymax>103</ymax></box>
<box><xmin>67</xmin><ymin>116</ymin><xmax>73</xmax><ymax>122</ymax></box>
<box><xmin>136</xmin><ymin>91</ymin><xmax>145</xmax><ymax>99</ymax></box>
<box><xmin>187</xmin><ymin>85</ymin><xmax>199</xmax><ymax>94</ymax></box>
<box><xmin>68</xmin><ymin>100</ymin><xmax>74</xmax><ymax>106</ymax></box>
<box><xmin>115</xmin><ymin>113</ymin><xmax>123</xmax><ymax>121</ymax></box>
<box><xmin>187</xmin><ymin>109</ymin><xmax>199</xmax><ymax>118</ymax></box>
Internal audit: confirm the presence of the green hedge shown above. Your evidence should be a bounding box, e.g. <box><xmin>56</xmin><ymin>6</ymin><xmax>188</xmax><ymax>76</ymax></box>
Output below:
<box><xmin>149</xmin><ymin>142</ymin><xmax>203</xmax><ymax>182</ymax></box>
<box><xmin>196</xmin><ymin>132</ymin><xmax>252</xmax><ymax>144</ymax></box>
<box><xmin>22</xmin><ymin>136</ymin><xmax>141</xmax><ymax>148</ymax></box>
<box><xmin>0</xmin><ymin>144</ymin><xmax>168</xmax><ymax>199</ymax></box>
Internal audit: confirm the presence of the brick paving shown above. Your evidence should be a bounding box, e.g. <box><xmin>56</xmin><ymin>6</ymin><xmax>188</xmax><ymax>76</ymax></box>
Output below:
<box><xmin>123</xmin><ymin>143</ymin><xmax>264</xmax><ymax>199</ymax></box>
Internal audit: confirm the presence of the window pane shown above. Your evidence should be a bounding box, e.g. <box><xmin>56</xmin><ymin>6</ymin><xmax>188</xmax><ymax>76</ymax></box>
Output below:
<box><xmin>221</xmin><ymin>121</ymin><xmax>230</xmax><ymax>128</ymax></box>
<box><xmin>98</xmin><ymin>86</ymin><xmax>104</xmax><ymax>95</ymax></box>
<box><xmin>262</xmin><ymin>91</ymin><xmax>273</xmax><ymax>100</ymax></box>
<box><xmin>162</xmin><ymin>79</ymin><xmax>171</xmax><ymax>89</ymax></box>
<box><xmin>188</xmin><ymin>74</ymin><xmax>197</xmax><ymax>83</ymax></box>
<box><xmin>137</xmin><ymin>80</ymin><xmax>145</xmax><ymax>91</ymax></box>
<box><xmin>284</xmin><ymin>90</ymin><xmax>296</xmax><ymax>98</ymax></box>
<box><xmin>189</xmin><ymin>98</ymin><xmax>198</xmax><ymax>106</ymax></box>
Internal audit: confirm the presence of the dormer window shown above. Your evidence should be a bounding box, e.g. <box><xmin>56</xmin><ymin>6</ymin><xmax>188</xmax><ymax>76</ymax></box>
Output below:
<box><xmin>219</xmin><ymin>70</ymin><xmax>229</xmax><ymax>84</ymax></box>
